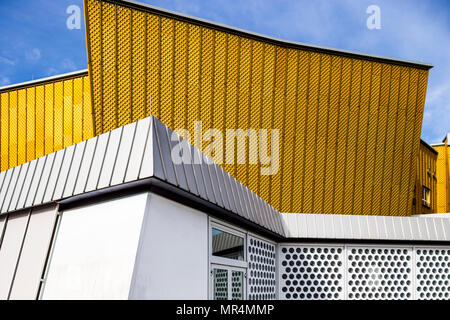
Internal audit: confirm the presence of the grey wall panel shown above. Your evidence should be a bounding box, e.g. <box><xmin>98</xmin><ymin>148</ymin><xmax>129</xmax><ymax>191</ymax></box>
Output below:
<box><xmin>9</xmin><ymin>162</ymin><xmax>29</xmax><ymax>212</ymax></box>
<box><xmin>191</xmin><ymin>148</ymin><xmax>208</xmax><ymax>201</ymax></box>
<box><xmin>154</xmin><ymin>120</ymin><xmax>177</xmax><ymax>186</ymax></box>
<box><xmin>53</xmin><ymin>145</ymin><xmax>75</xmax><ymax>200</ymax></box>
<box><xmin>25</xmin><ymin>157</ymin><xmax>47</xmax><ymax>208</ymax></box>
<box><xmin>0</xmin><ymin>169</ymin><xmax>14</xmax><ymax>212</ymax></box>
<box><xmin>151</xmin><ymin>129</ymin><xmax>165</xmax><ymax>181</ymax></box>
<box><xmin>74</xmin><ymin>137</ymin><xmax>98</xmax><ymax>195</ymax></box>
<box><xmin>181</xmin><ymin>145</ymin><xmax>199</xmax><ymax>196</ymax></box>
<box><xmin>16</xmin><ymin>160</ymin><xmax>37</xmax><ymax>210</ymax></box>
<box><xmin>0</xmin><ymin>171</ymin><xmax>7</xmax><ymax>196</ymax></box>
<box><xmin>43</xmin><ymin>150</ymin><xmax>65</xmax><ymax>203</ymax></box>
<box><xmin>199</xmin><ymin>155</ymin><xmax>216</xmax><ymax>204</ymax></box>
<box><xmin>2</xmin><ymin>167</ymin><xmax>20</xmax><ymax>213</ymax></box>
<box><xmin>34</xmin><ymin>153</ymin><xmax>56</xmax><ymax>206</ymax></box>
<box><xmin>434</xmin><ymin>219</ymin><xmax>445</xmax><ymax>240</ymax></box>
<box><xmin>402</xmin><ymin>218</ymin><xmax>413</xmax><ymax>240</ymax></box>
<box><xmin>169</xmin><ymin>135</ymin><xmax>188</xmax><ymax>192</ymax></box>
<box><xmin>442</xmin><ymin>219</ymin><xmax>450</xmax><ymax>241</ymax></box>
<box><xmin>126</xmin><ymin>117</ymin><xmax>150</xmax><ymax>182</ymax></box>
<box><xmin>427</xmin><ymin>219</ymin><xmax>438</xmax><ymax>241</ymax></box>
<box><xmin>63</xmin><ymin>141</ymin><xmax>87</xmax><ymax>198</ymax></box>
<box><xmin>97</xmin><ymin>128</ymin><xmax>123</xmax><ymax>190</ymax></box>
<box><xmin>85</xmin><ymin>132</ymin><xmax>110</xmax><ymax>192</ymax></box>
<box><xmin>9</xmin><ymin>205</ymin><xmax>57</xmax><ymax>300</ymax></box>
<box><xmin>138</xmin><ymin>119</ymin><xmax>153</xmax><ymax>179</ymax></box>
<box><xmin>392</xmin><ymin>217</ymin><xmax>404</xmax><ymax>240</ymax></box>
<box><xmin>417</xmin><ymin>219</ymin><xmax>429</xmax><ymax>240</ymax></box>
<box><xmin>111</xmin><ymin>122</ymin><xmax>136</xmax><ymax>186</ymax></box>
<box><xmin>0</xmin><ymin>210</ymin><xmax>30</xmax><ymax>299</ymax></box>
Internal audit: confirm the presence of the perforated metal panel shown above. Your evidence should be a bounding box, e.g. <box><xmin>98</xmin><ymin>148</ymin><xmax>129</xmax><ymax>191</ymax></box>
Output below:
<box><xmin>278</xmin><ymin>244</ymin><xmax>450</xmax><ymax>300</ymax></box>
<box><xmin>347</xmin><ymin>246</ymin><xmax>413</xmax><ymax>300</ymax></box>
<box><xmin>414</xmin><ymin>247</ymin><xmax>450</xmax><ymax>300</ymax></box>
<box><xmin>247</xmin><ymin>236</ymin><xmax>277</xmax><ymax>300</ymax></box>
<box><xmin>279</xmin><ymin>245</ymin><xmax>345</xmax><ymax>300</ymax></box>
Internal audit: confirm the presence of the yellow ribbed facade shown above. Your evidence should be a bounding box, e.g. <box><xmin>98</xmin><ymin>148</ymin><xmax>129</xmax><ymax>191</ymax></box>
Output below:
<box><xmin>0</xmin><ymin>73</ymin><xmax>94</xmax><ymax>172</ymax></box>
<box><xmin>434</xmin><ymin>139</ymin><xmax>450</xmax><ymax>213</ymax></box>
<box><xmin>83</xmin><ymin>0</ymin><xmax>430</xmax><ymax>216</ymax></box>
<box><xmin>413</xmin><ymin>141</ymin><xmax>438</xmax><ymax>214</ymax></box>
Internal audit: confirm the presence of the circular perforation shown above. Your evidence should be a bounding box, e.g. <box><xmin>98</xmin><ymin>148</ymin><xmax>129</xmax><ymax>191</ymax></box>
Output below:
<box><xmin>415</xmin><ymin>248</ymin><xmax>450</xmax><ymax>300</ymax></box>
<box><xmin>280</xmin><ymin>245</ymin><xmax>345</xmax><ymax>300</ymax></box>
<box><xmin>347</xmin><ymin>247</ymin><xmax>413</xmax><ymax>300</ymax></box>
<box><xmin>248</xmin><ymin>237</ymin><xmax>277</xmax><ymax>300</ymax></box>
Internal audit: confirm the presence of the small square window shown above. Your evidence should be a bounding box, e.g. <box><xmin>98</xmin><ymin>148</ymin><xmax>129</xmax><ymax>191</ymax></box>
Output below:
<box><xmin>211</xmin><ymin>228</ymin><xmax>244</xmax><ymax>261</ymax></box>
<box><xmin>422</xmin><ymin>186</ymin><xmax>431</xmax><ymax>208</ymax></box>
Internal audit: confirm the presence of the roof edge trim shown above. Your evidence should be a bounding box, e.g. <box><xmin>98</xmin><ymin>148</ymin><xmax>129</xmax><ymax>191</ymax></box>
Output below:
<box><xmin>113</xmin><ymin>0</ymin><xmax>433</xmax><ymax>70</ymax></box>
<box><xmin>420</xmin><ymin>139</ymin><xmax>438</xmax><ymax>155</ymax></box>
<box><xmin>0</xmin><ymin>69</ymin><xmax>89</xmax><ymax>92</ymax></box>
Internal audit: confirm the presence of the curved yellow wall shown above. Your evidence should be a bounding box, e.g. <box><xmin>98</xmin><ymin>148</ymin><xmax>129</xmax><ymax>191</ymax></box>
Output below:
<box><xmin>84</xmin><ymin>0</ymin><xmax>429</xmax><ymax>215</ymax></box>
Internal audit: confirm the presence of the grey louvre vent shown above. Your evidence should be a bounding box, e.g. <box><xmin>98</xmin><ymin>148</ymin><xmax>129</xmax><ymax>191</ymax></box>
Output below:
<box><xmin>0</xmin><ymin>116</ymin><xmax>285</xmax><ymax>236</ymax></box>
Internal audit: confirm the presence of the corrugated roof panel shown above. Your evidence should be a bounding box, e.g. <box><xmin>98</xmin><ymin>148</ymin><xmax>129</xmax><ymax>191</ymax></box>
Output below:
<box><xmin>25</xmin><ymin>157</ymin><xmax>46</xmax><ymax>208</ymax></box>
<box><xmin>74</xmin><ymin>137</ymin><xmax>98</xmax><ymax>195</ymax></box>
<box><xmin>97</xmin><ymin>127</ymin><xmax>123</xmax><ymax>189</ymax></box>
<box><xmin>63</xmin><ymin>141</ymin><xmax>86</xmax><ymax>198</ymax></box>
<box><xmin>85</xmin><ymin>132</ymin><xmax>110</xmax><ymax>192</ymax></box>
<box><xmin>16</xmin><ymin>159</ymin><xmax>37</xmax><ymax>209</ymax></box>
<box><xmin>111</xmin><ymin>122</ymin><xmax>136</xmax><ymax>186</ymax></box>
<box><xmin>34</xmin><ymin>152</ymin><xmax>55</xmax><ymax>205</ymax></box>
<box><xmin>43</xmin><ymin>149</ymin><xmax>65</xmax><ymax>203</ymax></box>
<box><xmin>1</xmin><ymin>167</ymin><xmax>20</xmax><ymax>213</ymax></box>
<box><xmin>126</xmin><ymin>117</ymin><xmax>150</xmax><ymax>182</ymax></box>
<box><xmin>9</xmin><ymin>162</ymin><xmax>29</xmax><ymax>211</ymax></box>
<box><xmin>52</xmin><ymin>145</ymin><xmax>75</xmax><ymax>200</ymax></box>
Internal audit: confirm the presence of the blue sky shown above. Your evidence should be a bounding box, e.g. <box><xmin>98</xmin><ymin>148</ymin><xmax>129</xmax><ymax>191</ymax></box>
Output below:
<box><xmin>0</xmin><ymin>0</ymin><xmax>449</xmax><ymax>143</ymax></box>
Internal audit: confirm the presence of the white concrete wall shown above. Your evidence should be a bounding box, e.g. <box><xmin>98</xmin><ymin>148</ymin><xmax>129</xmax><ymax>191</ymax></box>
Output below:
<box><xmin>129</xmin><ymin>193</ymin><xmax>209</xmax><ymax>299</ymax></box>
<box><xmin>41</xmin><ymin>193</ymin><xmax>148</xmax><ymax>300</ymax></box>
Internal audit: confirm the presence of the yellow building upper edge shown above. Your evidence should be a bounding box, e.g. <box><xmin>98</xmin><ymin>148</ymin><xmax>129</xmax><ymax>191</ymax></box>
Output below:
<box><xmin>1</xmin><ymin>0</ymin><xmax>449</xmax><ymax>215</ymax></box>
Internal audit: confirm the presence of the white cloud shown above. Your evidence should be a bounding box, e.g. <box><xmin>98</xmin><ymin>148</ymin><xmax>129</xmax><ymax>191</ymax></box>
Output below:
<box><xmin>0</xmin><ymin>76</ymin><xmax>11</xmax><ymax>86</ymax></box>
<box><xmin>61</xmin><ymin>58</ymin><xmax>77</xmax><ymax>71</ymax></box>
<box><xmin>25</xmin><ymin>48</ymin><xmax>41</xmax><ymax>62</ymax></box>
<box><xmin>46</xmin><ymin>67</ymin><xmax>59</xmax><ymax>76</ymax></box>
<box><xmin>0</xmin><ymin>56</ymin><xmax>15</xmax><ymax>66</ymax></box>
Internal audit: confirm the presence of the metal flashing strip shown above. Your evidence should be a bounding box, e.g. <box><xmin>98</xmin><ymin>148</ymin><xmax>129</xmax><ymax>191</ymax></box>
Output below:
<box><xmin>113</xmin><ymin>0</ymin><xmax>432</xmax><ymax>70</ymax></box>
<box><xmin>0</xmin><ymin>69</ymin><xmax>89</xmax><ymax>92</ymax></box>
<box><xmin>281</xmin><ymin>213</ymin><xmax>450</xmax><ymax>242</ymax></box>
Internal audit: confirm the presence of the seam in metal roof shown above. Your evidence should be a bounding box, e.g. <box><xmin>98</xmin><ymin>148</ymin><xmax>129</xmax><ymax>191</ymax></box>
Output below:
<box><xmin>281</xmin><ymin>213</ymin><xmax>450</xmax><ymax>242</ymax></box>
<box><xmin>113</xmin><ymin>0</ymin><xmax>433</xmax><ymax>70</ymax></box>
<box><xmin>0</xmin><ymin>116</ymin><xmax>285</xmax><ymax>236</ymax></box>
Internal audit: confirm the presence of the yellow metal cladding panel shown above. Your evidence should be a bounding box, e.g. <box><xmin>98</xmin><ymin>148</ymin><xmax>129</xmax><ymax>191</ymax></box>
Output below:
<box><xmin>434</xmin><ymin>144</ymin><xmax>449</xmax><ymax>213</ymax></box>
<box><xmin>0</xmin><ymin>73</ymin><xmax>94</xmax><ymax>172</ymax></box>
<box><xmin>44</xmin><ymin>84</ymin><xmax>54</xmax><ymax>155</ymax></box>
<box><xmin>84</xmin><ymin>0</ymin><xmax>430</xmax><ymax>215</ymax></box>
<box><xmin>117</xmin><ymin>5</ymin><xmax>132</xmax><ymax>127</ymax></box>
<box><xmin>9</xmin><ymin>91</ymin><xmax>18</xmax><ymax>168</ymax></box>
<box><xmin>35</xmin><ymin>86</ymin><xmax>45</xmax><ymax>158</ymax></box>
<box><xmin>1</xmin><ymin>93</ymin><xmax>8</xmax><ymax>171</ymax></box>
<box><xmin>414</xmin><ymin>142</ymin><xmax>438</xmax><ymax>214</ymax></box>
<box><xmin>63</xmin><ymin>80</ymin><xmax>73</xmax><ymax>148</ymax></box>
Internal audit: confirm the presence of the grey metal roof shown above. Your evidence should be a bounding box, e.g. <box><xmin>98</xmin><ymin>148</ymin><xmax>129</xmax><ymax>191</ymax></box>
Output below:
<box><xmin>0</xmin><ymin>116</ymin><xmax>285</xmax><ymax>236</ymax></box>
<box><xmin>117</xmin><ymin>0</ymin><xmax>432</xmax><ymax>70</ymax></box>
<box><xmin>281</xmin><ymin>213</ymin><xmax>450</xmax><ymax>242</ymax></box>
